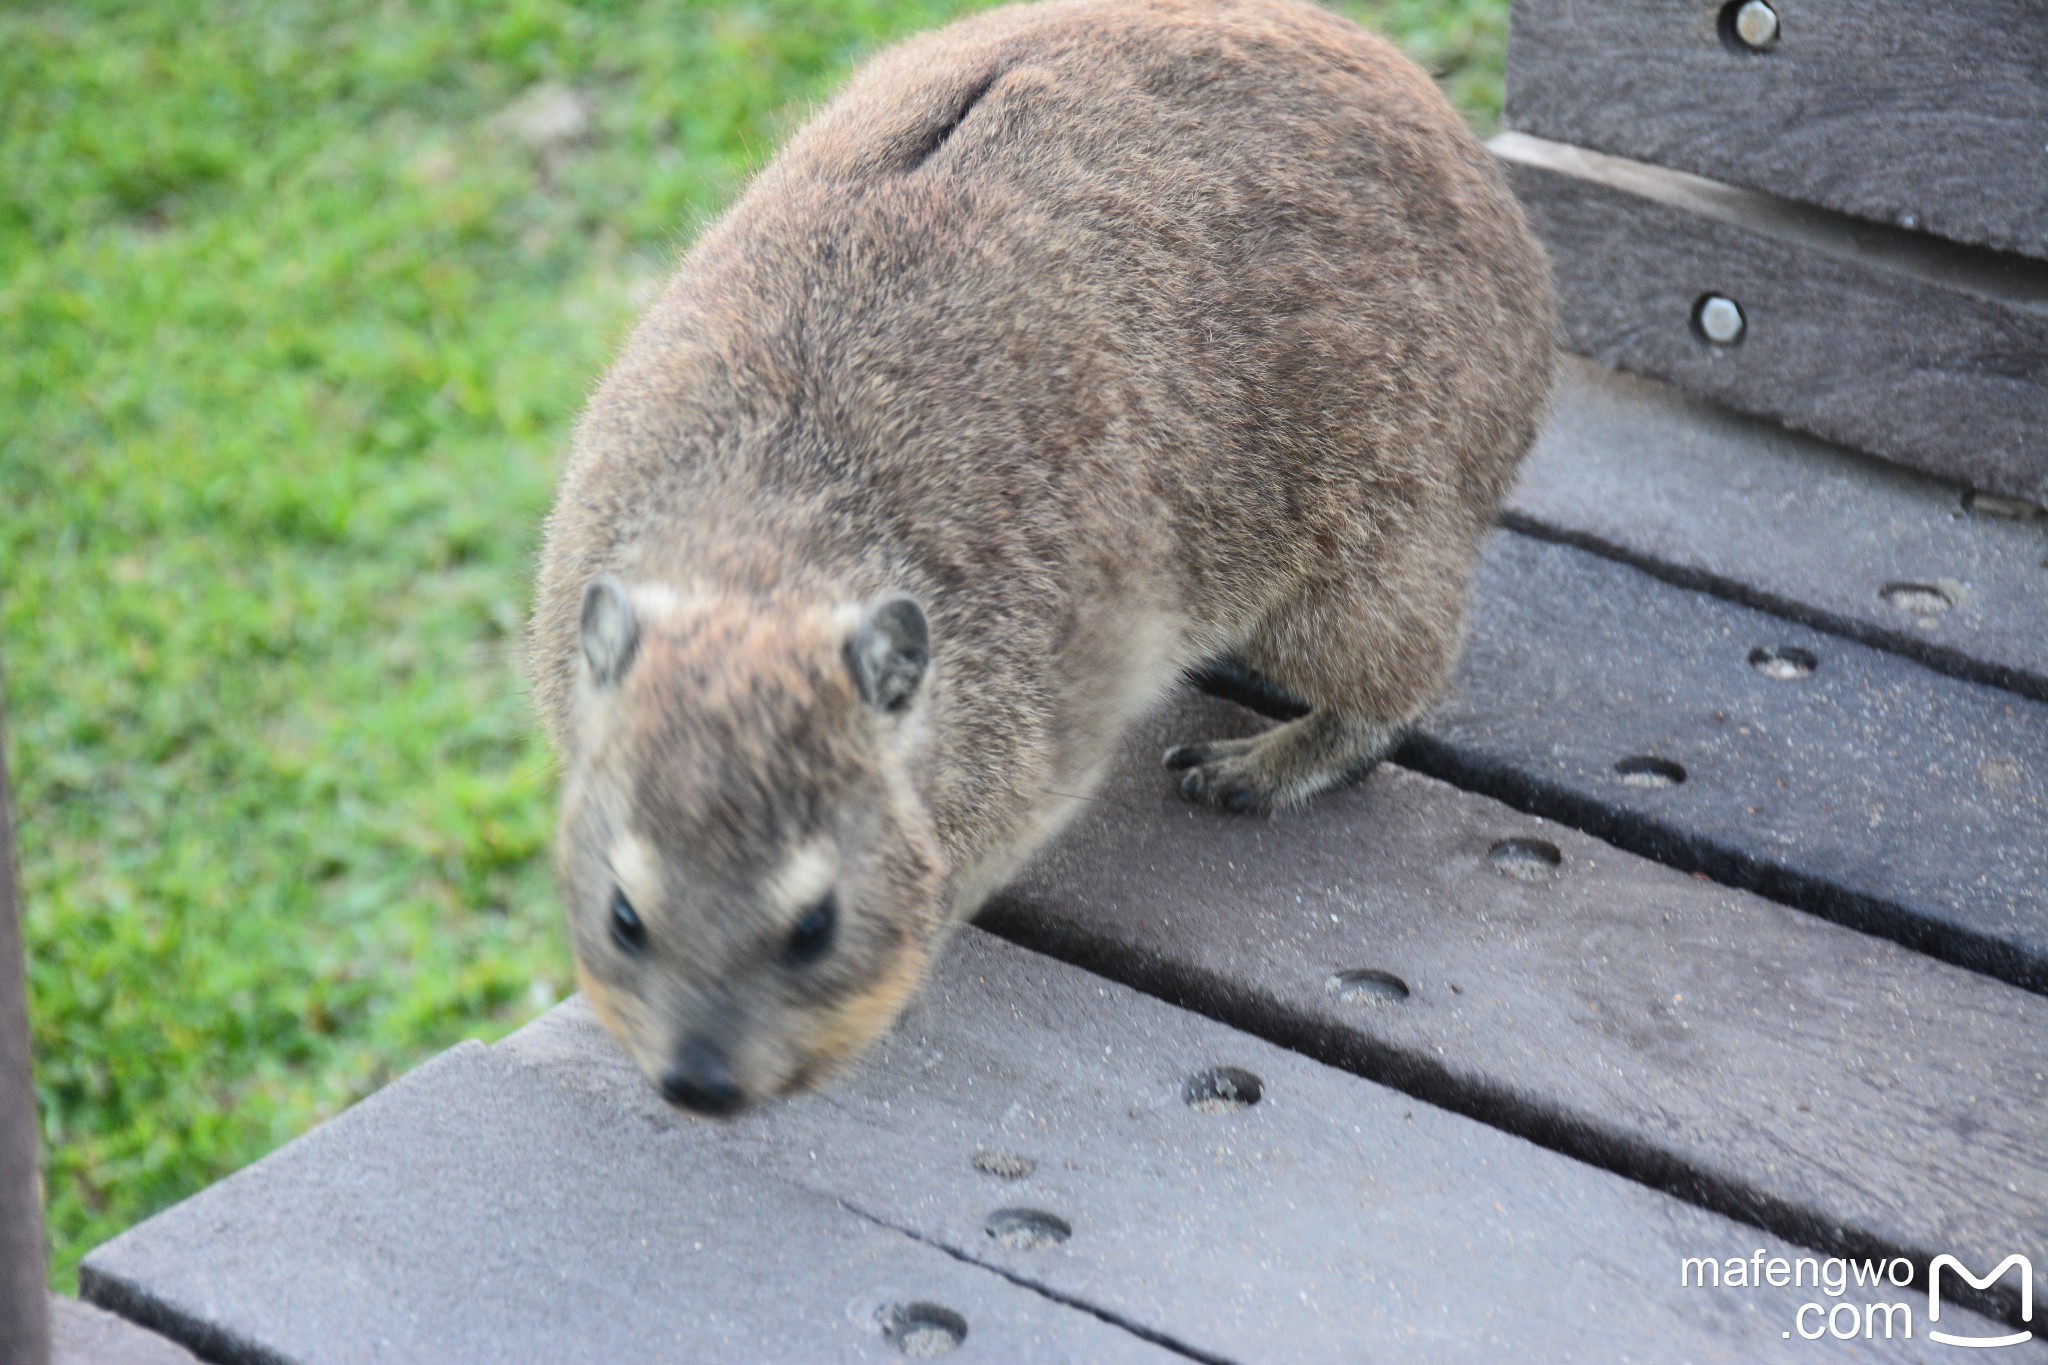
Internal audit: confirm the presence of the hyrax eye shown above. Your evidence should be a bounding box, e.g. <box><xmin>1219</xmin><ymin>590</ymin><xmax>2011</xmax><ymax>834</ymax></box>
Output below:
<box><xmin>781</xmin><ymin>892</ymin><xmax>837</xmax><ymax>967</ymax></box>
<box><xmin>610</xmin><ymin>888</ymin><xmax>647</xmax><ymax>954</ymax></box>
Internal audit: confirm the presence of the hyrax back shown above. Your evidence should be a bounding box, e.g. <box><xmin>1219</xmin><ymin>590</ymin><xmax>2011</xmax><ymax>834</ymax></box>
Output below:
<box><xmin>530</xmin><ymin>0</ymin><xmax>1554</xmax><ymax>1114</ymax></box>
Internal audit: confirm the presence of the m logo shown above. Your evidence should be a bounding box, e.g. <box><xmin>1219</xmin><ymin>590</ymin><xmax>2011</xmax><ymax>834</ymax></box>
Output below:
<box><xmin>1928</xmin><ymin>1254</ymin><xmax>2033</xmax><ymax>1349</ymax></box>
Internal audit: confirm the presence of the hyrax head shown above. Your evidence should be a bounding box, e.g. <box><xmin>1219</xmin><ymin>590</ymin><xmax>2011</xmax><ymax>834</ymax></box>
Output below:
<box><xmin>557</xmin><ymin>575</ymin><xmax>946</xmax><ymax>1117</ymax></box>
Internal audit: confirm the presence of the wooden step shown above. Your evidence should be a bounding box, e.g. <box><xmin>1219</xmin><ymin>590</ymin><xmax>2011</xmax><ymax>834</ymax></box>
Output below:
<box><xmin>1494</xmin><ymin>133</ymin><xmax>2048</xmax><ymax>505</ymax></box>
<box><xmin>80</xmin><ymin>1036</ymin><xmax>1179</xmax><ymax>1365</ymax></box>
<box><xmin>982</xmin><ymin>694</ymin><xmax>2047</xmax><ymax>1326</ymax></box>
<box><xmin>1406</xmin><ymin>530</ymin><xmax>2047</xmax><ymax>991</ymax></box>
<box><xmin>79</xmin><ymin>930</ymin><xmax>2016</xmax><ymax>1361</ymax></box>
<box><xmin>1507</xmin><ymin>356</ymin><xmax>2048</xmax><ymax>702</ymax></box>
<box><xmin>1503</xmin><ymin>0</ymin><xmax>2048</xmax><ymax>260</ymax></box>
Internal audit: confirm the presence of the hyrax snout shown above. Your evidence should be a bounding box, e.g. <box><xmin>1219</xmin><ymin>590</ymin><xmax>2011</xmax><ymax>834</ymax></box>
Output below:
<box><xmin>530</xmin><ymin>0</ymin><xmax>1555</xmax><ymax>1114</ymax></box>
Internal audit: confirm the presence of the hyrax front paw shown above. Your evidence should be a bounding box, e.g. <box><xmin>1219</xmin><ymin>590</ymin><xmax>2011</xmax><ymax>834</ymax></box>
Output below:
<box><xmin>1163</xmin><ymin>711</ymin><xmax>1404</xmax><ymax>815</ymax></box>
<box><xmin>1163</xmin><ymin>736</ymin><xmax>1277</xmax><ymax>813</ymax></box>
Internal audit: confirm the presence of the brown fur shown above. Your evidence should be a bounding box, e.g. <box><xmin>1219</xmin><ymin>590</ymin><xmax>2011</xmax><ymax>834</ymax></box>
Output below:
<box><xmin>529</xmin><ymin>0</ymin><xmax>1554</xmax><ymax>1109</ymax></box>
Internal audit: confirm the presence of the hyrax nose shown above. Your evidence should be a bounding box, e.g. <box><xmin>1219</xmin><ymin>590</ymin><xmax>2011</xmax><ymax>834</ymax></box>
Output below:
<box><xmin>660</xmin><ymin>1037</ymin><xmax>743</xmax><ymax>1117</ymax></box>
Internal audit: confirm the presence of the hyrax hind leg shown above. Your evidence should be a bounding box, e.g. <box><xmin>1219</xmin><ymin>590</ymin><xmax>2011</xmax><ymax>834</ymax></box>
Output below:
<box><xmin>1166</xmin><ymin>563</ymin><xmax>1466</xmax><ymax>815</ymax></box>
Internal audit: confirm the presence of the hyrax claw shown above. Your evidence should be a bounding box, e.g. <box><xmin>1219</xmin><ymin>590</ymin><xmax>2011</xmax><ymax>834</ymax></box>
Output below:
<box><xmin>1168</xmin><ymin>711</ymin><xmax>1407</xmax><ymax>815</ymax></box>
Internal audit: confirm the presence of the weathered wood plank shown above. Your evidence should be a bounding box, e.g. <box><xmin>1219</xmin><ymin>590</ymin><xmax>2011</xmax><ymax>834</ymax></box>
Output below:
<box><xmin>516</xmin><ymin>935</ymin><xmax>1999</xmax><ymax>1360</ymax></box>
<box><xmin>1504</xmin><ymin>0</ymin><xmax>2048</xmax><ymax>260</ymax></box>
<box><xmin>0</xmin><ymin>661</ymin><xmax>50</xmax><ymax>1365</ymax></box>
<box><xmin>51</xmin><ymin>1298</ymin><xmax>201</xmax><ymax>1365</ymax></box>
<box><xmin>80</xmin><ymin>1042</ymin><xmax>1179</xmax><ymax>1365</ymax></box>
<box><xmin>1506</xmin><ymin>356</ymin><xmax>2048</xmax><ymax>702</ymax></box>
<box><xmin>83</xmin><ymin>931</ymin><xmax>2017</xmax><ymax>1361</ymax></box>
<box><xmin>1494</xmin><ymin>134</ymin><xmax>2048</xmax><ymax>504</ymax></box>
<box><xmin>979</xmin><ymin>694</ymin><xmax>2048</xmax><ymax>1324</ymax></box>
<box><xmin>1410</xmin><ymin>531</ymin><xmax>2047</xmax><ymax>991</ymax></box>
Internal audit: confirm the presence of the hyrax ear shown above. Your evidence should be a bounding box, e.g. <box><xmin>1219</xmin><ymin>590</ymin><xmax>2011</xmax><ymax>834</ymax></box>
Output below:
<box><xmin>848</xmin><ymin>596</ymin><xmax>930</xmax><ymax>714</ymax></box>
<box><xmin>579</xmin><ymin>575</ymin><xmax>640</xmax><ymax>688</ymax></box>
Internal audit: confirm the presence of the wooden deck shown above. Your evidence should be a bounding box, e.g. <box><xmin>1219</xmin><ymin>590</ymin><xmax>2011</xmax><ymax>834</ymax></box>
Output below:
<box><xmin>66</xmin><ymin>379</ymin><xmax>2047</xmax><ymax>1361</ymax></box>
<box><xmin>50</xmin><ymin>1</ymin><xmax>2047</xmax><ymax>1360</ymax></box>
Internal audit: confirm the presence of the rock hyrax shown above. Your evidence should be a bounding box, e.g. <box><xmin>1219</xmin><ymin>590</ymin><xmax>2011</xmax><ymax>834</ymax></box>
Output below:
<box><xmin>530</xmin><ymin>0</ymin><xmax>1554</xmax><ymax>1115</ymax></box>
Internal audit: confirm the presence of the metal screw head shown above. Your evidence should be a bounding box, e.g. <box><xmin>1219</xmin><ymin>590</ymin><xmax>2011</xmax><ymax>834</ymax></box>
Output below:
<box><xmin>1696</xmin><ymin>294</ymin><xmax>1746</xmax><ymax>345</ymax></box>
<box><xmin>1734</xmin><ymin>0</ymin><xmax>1779</xmax><ymax>49</ymax></box>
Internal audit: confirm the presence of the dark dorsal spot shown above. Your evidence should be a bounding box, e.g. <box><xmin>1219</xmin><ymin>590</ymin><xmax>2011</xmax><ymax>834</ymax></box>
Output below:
<box><xmin>902</xmin><ymin>71</ymin><xmax>1002</xmax><ymax>172</ymax></box>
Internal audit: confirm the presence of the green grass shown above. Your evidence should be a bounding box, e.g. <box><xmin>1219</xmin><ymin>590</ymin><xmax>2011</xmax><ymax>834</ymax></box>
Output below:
<box><xmin>0</xmin><ymin>0</ymin><xmax>1507</xmax><ymax>1291</ymax></box>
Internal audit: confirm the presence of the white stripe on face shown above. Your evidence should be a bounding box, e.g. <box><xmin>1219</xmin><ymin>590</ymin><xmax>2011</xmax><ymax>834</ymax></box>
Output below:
<box><xmin>769</xmin><ymin>838</ymin><xmax>838</xmax><ymax>916</ymax></box>
<box><xmin>609</xmin><ymin>829</ymin><xmax>663</xmax><ymax>912</ymax></box>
